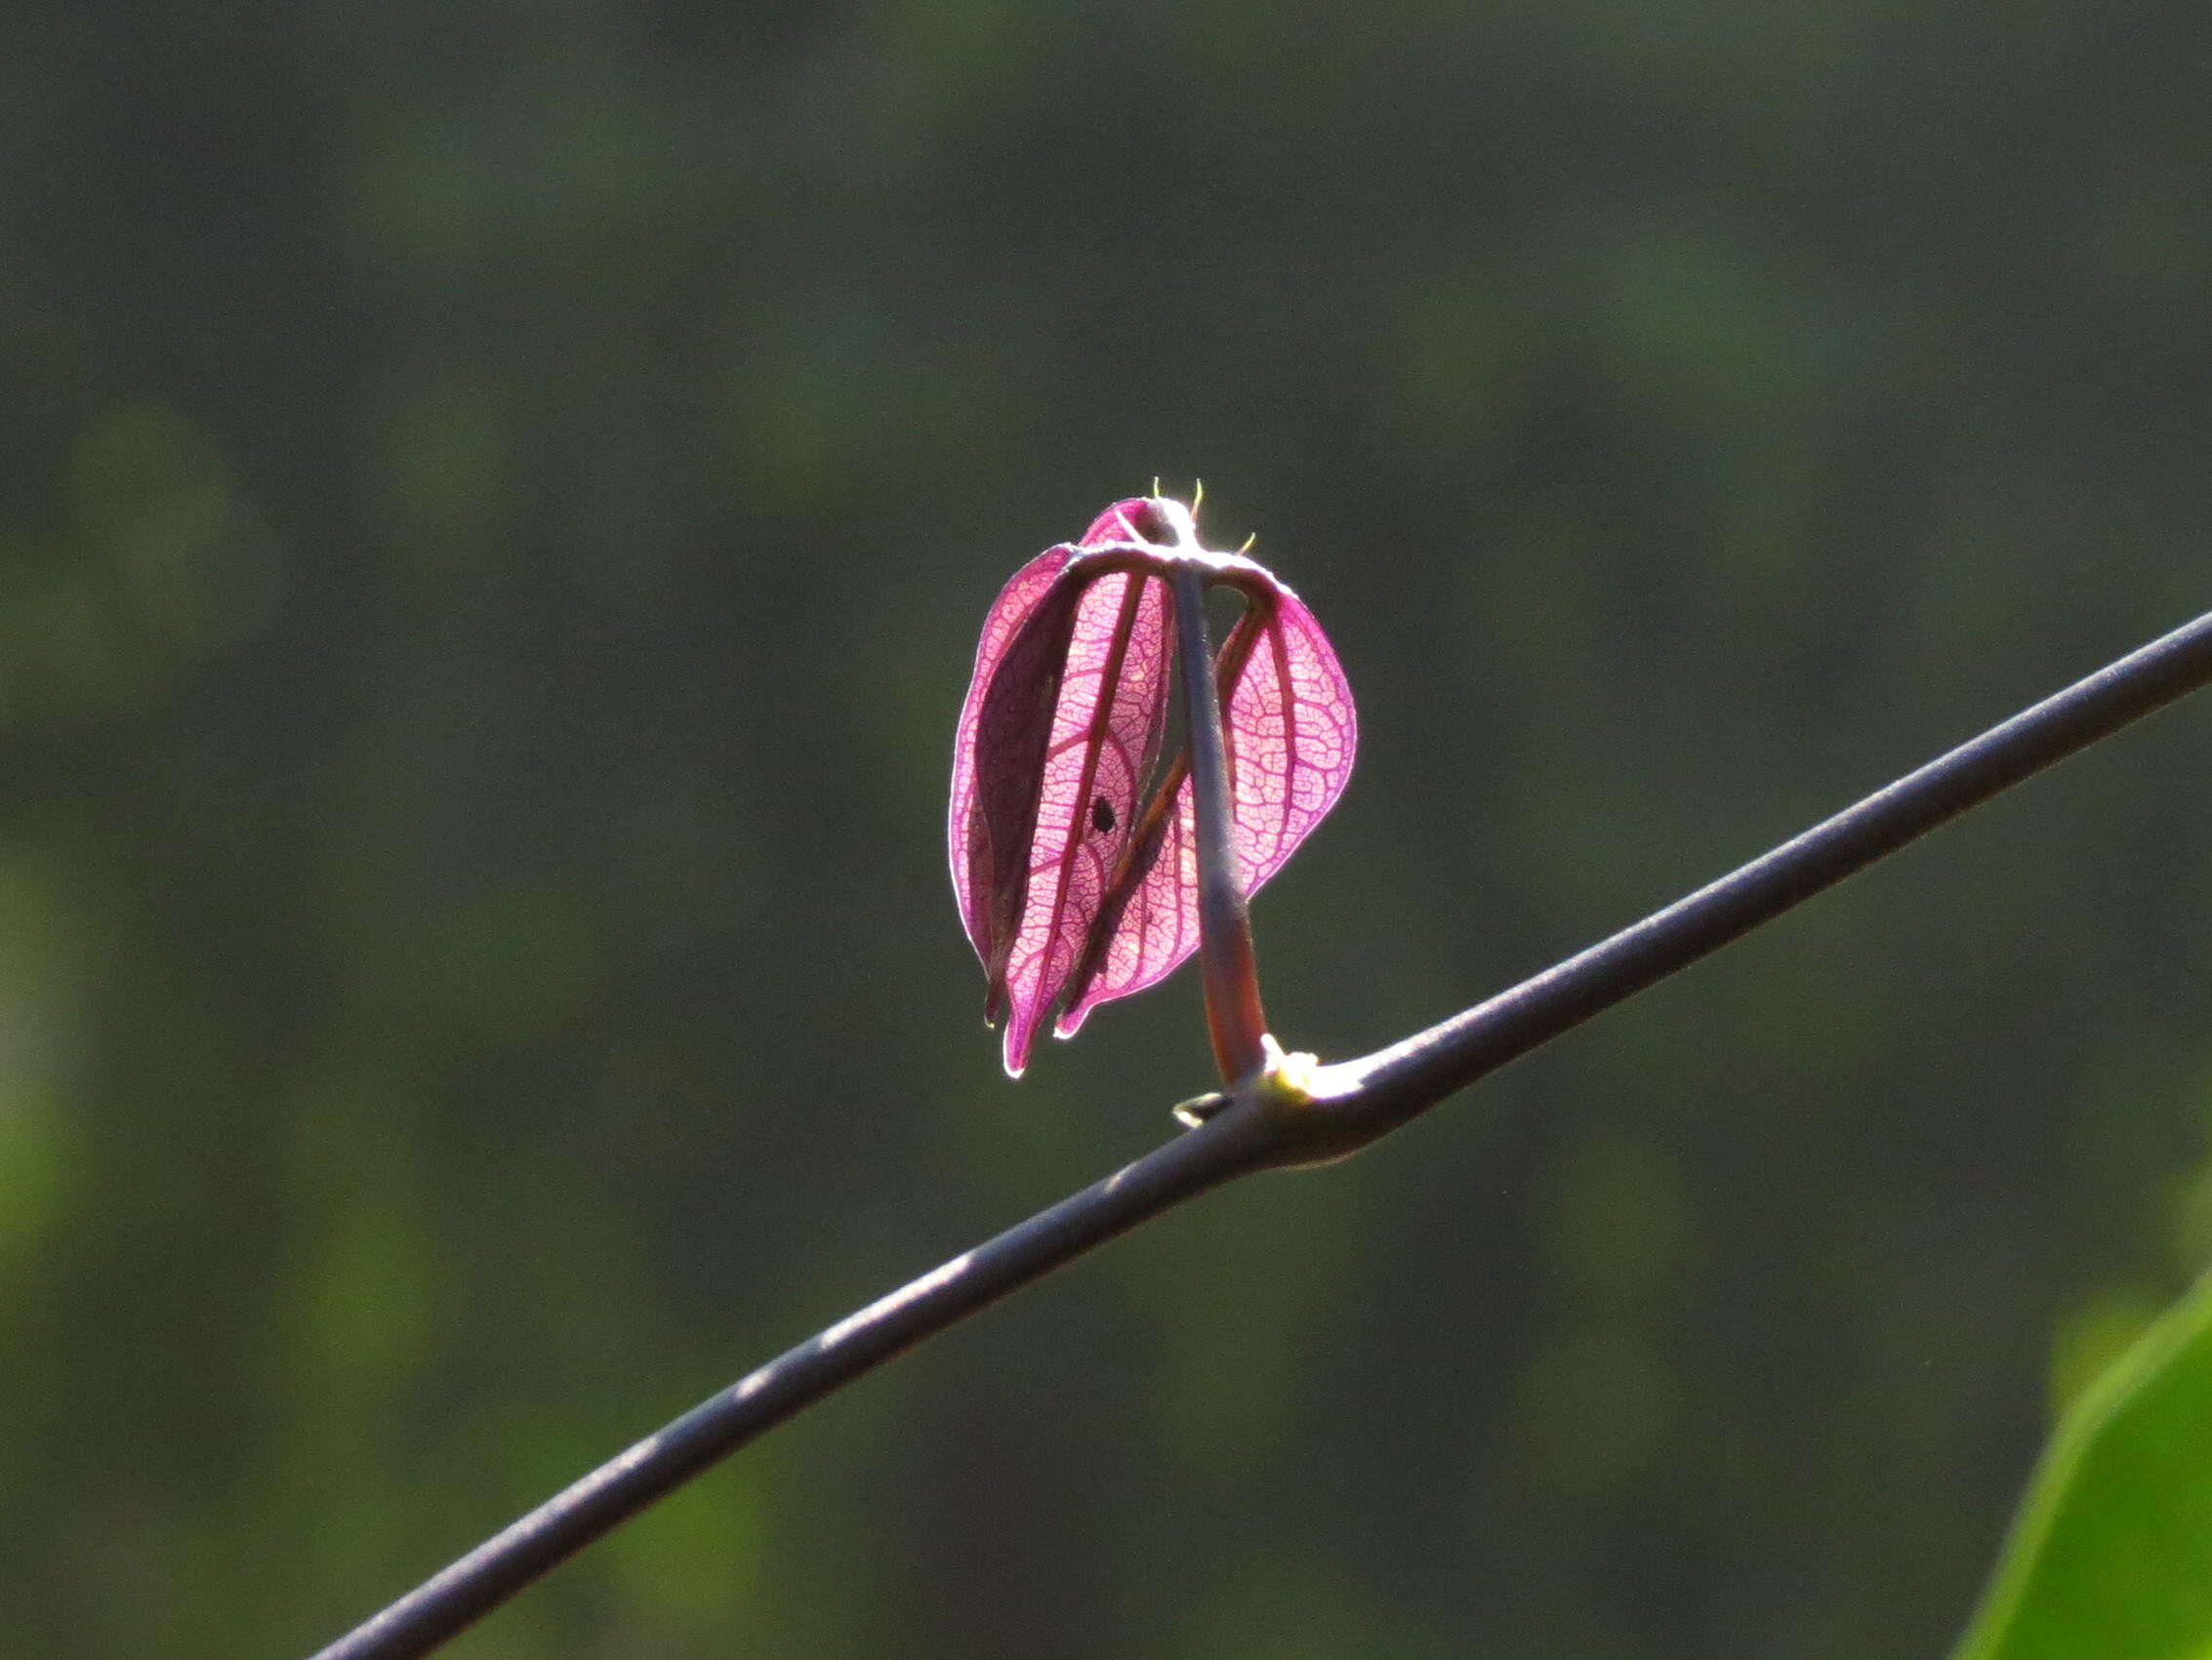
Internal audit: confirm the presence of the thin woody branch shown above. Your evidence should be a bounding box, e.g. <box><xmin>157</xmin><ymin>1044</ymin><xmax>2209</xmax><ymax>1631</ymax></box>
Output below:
<box><xmin>311</xmin><ymin>602</ymin><xmax>2212</xmax><ymax>1660</ymax></box>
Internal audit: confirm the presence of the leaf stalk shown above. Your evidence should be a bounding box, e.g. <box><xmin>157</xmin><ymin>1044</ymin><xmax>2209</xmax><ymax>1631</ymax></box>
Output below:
<box><xmin>1169</xmin><ymin>559</ymin><xmax>1270</xmax><ymax>1083</ymax></box>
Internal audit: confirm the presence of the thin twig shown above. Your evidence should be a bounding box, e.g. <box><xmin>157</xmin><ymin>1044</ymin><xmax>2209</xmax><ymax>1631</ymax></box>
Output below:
<box><xmin>1304</xmin><ymin>602</ymin><xmax>2212</xmax><ymax>1153</ymax></box>
<box><xmin>307</xmin><ymin>605</ymin><xmax>2212</xmax><ymax>1660</ymax></box>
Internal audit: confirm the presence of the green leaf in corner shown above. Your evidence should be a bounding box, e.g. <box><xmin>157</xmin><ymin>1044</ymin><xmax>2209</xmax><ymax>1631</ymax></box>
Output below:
<box><xmin>1954</xmin><ymin>1270</ymin><xmax>2212</xmax><ymax>1660</ymax></box>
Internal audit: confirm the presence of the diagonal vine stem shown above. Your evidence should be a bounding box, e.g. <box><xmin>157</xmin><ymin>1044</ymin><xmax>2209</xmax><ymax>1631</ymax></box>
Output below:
<box><xmin>307</xmin><ymin>604</ymin><xmax>2212</xmax><ymax>1660</ymax></box>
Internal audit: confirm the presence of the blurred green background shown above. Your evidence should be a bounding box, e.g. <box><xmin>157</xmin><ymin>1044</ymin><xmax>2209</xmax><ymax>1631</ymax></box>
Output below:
<box><xmin>6</xmin><ymin>2</ymin><xmax>2212</xmax><ymax>1656</ymax></box>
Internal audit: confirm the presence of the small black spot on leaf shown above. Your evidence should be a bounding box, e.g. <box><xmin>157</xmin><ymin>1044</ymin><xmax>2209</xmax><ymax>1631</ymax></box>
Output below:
<box><xmin>1091</xmin><ymin>795</ymin><xmax>1115</xmax><ymax>834</ymax></box>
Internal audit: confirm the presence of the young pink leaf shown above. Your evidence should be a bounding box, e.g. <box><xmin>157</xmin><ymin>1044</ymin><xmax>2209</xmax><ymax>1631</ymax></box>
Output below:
<box><xmin>951</xmin><ymin>496</ymin><xmax>1355</xmax><ymax>1076</ymax></box>
<box><xmin>1219</xmin><ymin>577</ymin><xmax>1359</xmax><ymax>893</ymax></box>
<box><xmin>1056</xmin><ymin>564</ymin><xmax>1355</xmax><ymax>1038</ymax></box>
<box><xmin>947</xmin><ymin>545</ymin><xmax>1082</xmax><ymax>989</ymax></box>
<box><xmin>949</xmin><ymin>503</ymin><xmax>1174</xmax><ymax>1075</ymax></box>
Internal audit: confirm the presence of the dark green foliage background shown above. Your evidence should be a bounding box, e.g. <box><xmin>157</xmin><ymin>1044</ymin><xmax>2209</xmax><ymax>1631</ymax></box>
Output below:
<box><xmin>5</xmin><ymin>3</ymin><xmax>2212</xmax><ymax>1655</ymax></box>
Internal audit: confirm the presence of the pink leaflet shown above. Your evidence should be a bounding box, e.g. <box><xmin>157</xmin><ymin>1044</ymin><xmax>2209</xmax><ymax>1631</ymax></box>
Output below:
<box><xmin>948</xmin><ymin>545</ymin><xmax>1075</xmax><ymax>977</ymax></box>
<box><xmin>1056</xmin><ymin>570</ymin><xmax>1355</xmax><ymax>1038</ymax></box>
<box><xmin>1219</xmin><ymin>579</ymin><xmax>1357</xmax><ymax>891</ymax></box>
<box><xmin>949</xmin><ymin>513</ymin><xmax>1172</xmax><ymax>1076</ymax></box>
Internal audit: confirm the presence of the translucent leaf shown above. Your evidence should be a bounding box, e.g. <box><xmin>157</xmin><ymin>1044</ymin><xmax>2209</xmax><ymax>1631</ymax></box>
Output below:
<box><xmin>949</xmin><ymin>514</ymin><xmax>1172</xmax><ymax>1076</ymax></box>
<box><xmin>1058</xmin><ymin>570</ymin><xmax>1356</xmax><ymax>1037</ymax></box>
<box><xmin>950</xmin><ymin>499</ymin><xmax>1356</xmax><ymax>1076</ymax></box>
